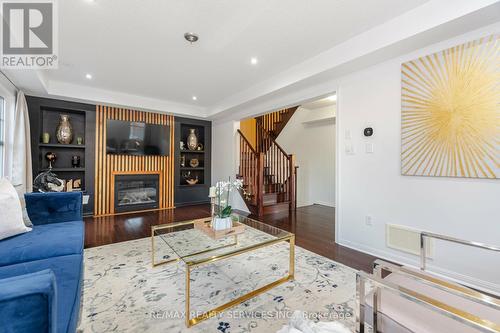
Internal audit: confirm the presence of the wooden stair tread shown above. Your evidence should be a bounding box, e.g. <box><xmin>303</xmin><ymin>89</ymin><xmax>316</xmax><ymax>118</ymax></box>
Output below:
<box><xmin>263</xmin><ymin>201</ymin><xmax>290</xmax><ymax>214</ymax></box>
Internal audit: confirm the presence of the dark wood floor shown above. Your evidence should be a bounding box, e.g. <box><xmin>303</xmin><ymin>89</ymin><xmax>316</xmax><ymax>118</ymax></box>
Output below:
<box><xmin>84</xmin><ymin>204</ymin><xmax>377</xmax><ymax>272</ymax></box>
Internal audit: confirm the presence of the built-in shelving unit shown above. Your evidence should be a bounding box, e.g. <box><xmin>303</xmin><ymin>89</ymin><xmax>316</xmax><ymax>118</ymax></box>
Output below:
<box><xmin>36</xmin><ymin>108</ymin><xmax>87</xmax><ymax>190</ymax></box>
<box><xmin>38</xmin><ymin>143</ymin><xmax>86</xmax><ymax>149</ymax></box>
<box><xmin>181</xmin><ymin>150</ymin><xmax>205</xmax><ymax>154</ymax></box>
<box><xmin>180</xmin><ymin>167</ymin><xmax>205</xmax><ymax>171</ymax></box>
<box><xmin>179</xmin><ymin>124</ymin><xmax>206</xmax><ymax>186</ymax></box>
<box><xmin>27</xmin><ymin>96</ymin><xmax>96</xmax><ymax>215</ymax></box>
<box><xmin>42</xmin><ymin>168</ymin><xmax>86</xmax><ymax>172</ymax></box>
<box><xmin>174</xmin><ymin>117</ymin><xmax>211</xmax><ymax>206</ymax></box>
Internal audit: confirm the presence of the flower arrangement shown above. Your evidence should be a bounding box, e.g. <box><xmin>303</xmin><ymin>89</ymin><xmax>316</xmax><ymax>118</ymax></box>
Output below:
<box><xmin>209</xmin><ymin>177</ymin><xmax>243</xmax><ymax>230</ymax></box>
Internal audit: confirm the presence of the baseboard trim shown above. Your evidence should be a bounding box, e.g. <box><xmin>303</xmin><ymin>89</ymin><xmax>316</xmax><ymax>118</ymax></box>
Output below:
<box><xmin>337</xmin><ymin>238</ymin><xmax>500</xmax><ymax>296</ymax></box>
<box><xmin>174</xmin><ymin>200</ymin><xmax>210</xmax><ymax>207</ymax></box>
<box><xmin>313</xmin><ymin>201</ymin><xmax>335</xmax><ymax>207</ymax></box>
<box><xmin>93</xmin><ymin>206</ymin><xmax>175</xmax><ymax>218</ymax></box>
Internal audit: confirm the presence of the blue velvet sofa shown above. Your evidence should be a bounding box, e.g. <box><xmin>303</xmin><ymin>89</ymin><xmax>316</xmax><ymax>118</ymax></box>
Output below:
<box><xmin>0</xmin><ymin>192</ymin><xmax>84</xmax><ymax>333</ymax></box>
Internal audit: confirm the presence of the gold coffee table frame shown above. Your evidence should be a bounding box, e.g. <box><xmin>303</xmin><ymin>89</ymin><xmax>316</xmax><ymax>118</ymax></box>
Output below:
<box><xmin>151</xmin><ymin>217</ymin><xmax>295</xmax><ymax>327</ymax></box>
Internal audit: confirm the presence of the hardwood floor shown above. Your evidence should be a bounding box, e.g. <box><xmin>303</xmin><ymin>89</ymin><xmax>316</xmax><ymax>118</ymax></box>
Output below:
<box><xmin>84</xmin><ymin>205</ymin><xmax>210</xmax><ymax>248</ymax></box>
<box><xmin>84</xmin><ymin>204</ymin><xmax>377</xmax><ymax>272</ymax></box>
<box><xmin>241</xmin><ymin>205</ymin><xmax>378</xmax><ymax>273</ymax></box>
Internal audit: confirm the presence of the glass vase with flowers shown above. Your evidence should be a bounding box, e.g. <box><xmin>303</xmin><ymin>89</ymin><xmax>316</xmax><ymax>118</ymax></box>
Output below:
<box><xmin>210</xmin><ymin>178</ymin><xmax>243</xmax><ymax>231</ymax></box>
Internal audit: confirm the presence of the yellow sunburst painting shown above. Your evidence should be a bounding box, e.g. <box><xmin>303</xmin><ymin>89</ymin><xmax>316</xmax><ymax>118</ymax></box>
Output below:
<box><xmin>401</xmin><ymin>35</ymin><xmax>499</xmax><ymax>179</ymax></box>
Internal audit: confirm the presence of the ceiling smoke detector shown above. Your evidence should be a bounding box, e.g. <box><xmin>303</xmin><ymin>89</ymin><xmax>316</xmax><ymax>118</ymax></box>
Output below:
<box><xmin>184</xmin><ymin>32</ymin><xmax>199</xmax><ymax>43</ymax></box>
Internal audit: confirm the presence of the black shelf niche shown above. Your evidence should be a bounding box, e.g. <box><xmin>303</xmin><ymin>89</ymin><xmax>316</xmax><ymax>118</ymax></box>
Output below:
<box><xmin>174</xmin><ymin>117</ymin><xmax>211</xmax><ymax>206</ymax></box>
<box><xmin>27</xmin><ymin>96</ymin><xmax>96</xmax><ymax>215</ymax></box>
<box><xmin>39</xmin><ymin>143</ymin><xmax>86</xmax><ymax>149</ymax></box>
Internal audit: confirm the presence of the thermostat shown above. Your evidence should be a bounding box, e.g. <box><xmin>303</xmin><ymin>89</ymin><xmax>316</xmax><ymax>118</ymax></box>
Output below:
<box><xmin>364</xmin><ymin>127</ymin><xmax>373</xmax><ymax>137</ymax></box>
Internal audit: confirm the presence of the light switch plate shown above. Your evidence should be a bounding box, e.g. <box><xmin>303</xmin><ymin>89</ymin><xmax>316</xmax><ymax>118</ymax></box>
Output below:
<box><xmin>365</xmin><ymin>215</ymin><xmax>373</xmax><ymax>226</ymax></box>
<box><xmin>345</xmin><ymin>129</ymin><xmax>351</xmax><ymax>140</ymax></box>
<box><xmin>365</xmin><ymin>142</ymin><xmax>374</xmax><ymax>153</ymax></box>
<box><xmin>345</xmin><ymin>143</ymin><xmax>355</xmax><ymax>154</ymax></box>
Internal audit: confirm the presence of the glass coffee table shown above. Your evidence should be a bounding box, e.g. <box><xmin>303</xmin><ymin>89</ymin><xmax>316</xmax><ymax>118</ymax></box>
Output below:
<box><xmin>151</xmin><ymin>214</ymin><xmax>295</xmax><ymax>327</ymax></box>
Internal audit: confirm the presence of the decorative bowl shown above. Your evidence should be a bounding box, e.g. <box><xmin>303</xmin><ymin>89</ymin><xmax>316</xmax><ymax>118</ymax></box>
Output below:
<box><xmin>186</xmin><ymin>178</ymin><xmax>199</xmax><ymax>185</ymax></box>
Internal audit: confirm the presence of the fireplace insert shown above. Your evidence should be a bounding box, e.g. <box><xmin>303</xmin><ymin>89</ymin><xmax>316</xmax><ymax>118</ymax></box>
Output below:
<box><xmin>114</xmin><ymin>174</ymin><xmax>159</xmax><ymax>213</ymax></box>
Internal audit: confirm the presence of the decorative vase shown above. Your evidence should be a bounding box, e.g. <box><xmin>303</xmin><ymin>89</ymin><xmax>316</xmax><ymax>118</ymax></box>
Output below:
<box><xmin>187</xmin><ymin>129</ymin><xmax>198</xmax><ymax>150</ymax></box>
<box><xmin>71</xmin><ymin>155</ymin><xmax>81</xmax><ymax>168</ymax></box>
<box><xmin>42</xmin><ymin>132</ymin><xmax>50</xmax><ymax>144</ymax></box>
<box><xmin>56</xmin><ymin>114</ymin><xmax>73</xmax><ymax>144</ymax></box>
<box><xmin>212</xmin><ymin>217</ymin><xmax>232</xmax><ymax>231</ymax></box>
<box><xmin>45</xmin><ymin>152</ymin><xmax>57</xmax><ymax>169</ymax></box>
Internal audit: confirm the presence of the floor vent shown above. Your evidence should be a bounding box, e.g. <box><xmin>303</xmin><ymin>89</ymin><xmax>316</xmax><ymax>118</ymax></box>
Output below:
<box><xmin>386</xmin><ymin>224</ymin><xmax>432</xmax><ymax>257</ymax></box>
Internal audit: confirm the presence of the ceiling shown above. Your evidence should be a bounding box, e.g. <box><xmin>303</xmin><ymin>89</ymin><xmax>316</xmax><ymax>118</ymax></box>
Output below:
<box><xmin>7</xmin><ymin>0</ymin><xmax>430</xmax><ymax>115</ymax></box>
<box><xmin>301</xmin><ymin>96</ymin><xmax>337</xmax><ymax>110</ymax></box>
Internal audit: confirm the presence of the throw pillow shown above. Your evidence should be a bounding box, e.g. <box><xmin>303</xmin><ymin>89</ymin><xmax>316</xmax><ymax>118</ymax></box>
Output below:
<box><xmin>0</xmin><ymin>178</ymin><xmax>31</xmax><ymax>240</ymax></box>
<box><xmin>19</xmin><ymin>196</ymin><xmax>33</xmax><ymax>227</ymax></box>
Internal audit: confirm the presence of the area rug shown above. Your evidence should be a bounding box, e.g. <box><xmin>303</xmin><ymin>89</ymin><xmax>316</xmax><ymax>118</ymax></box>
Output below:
<box><xmin>78</xmin><ymin>236</ymin><xmax>358</xmax><ymax>333</ymax></box>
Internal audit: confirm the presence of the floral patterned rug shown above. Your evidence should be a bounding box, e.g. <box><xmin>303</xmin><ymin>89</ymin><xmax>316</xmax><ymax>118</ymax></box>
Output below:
<box><xmin>78</xmin><ymin>236</ymin><xmax>357</xmax><ymax>333</ymax></box>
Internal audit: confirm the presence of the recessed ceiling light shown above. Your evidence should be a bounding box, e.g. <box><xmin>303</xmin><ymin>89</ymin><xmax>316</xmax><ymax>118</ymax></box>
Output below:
<box><xmin>85</xmin><ymin>73</ymin><xmax>92</xmax><ymax>80</ymax></box>
<box><xmin>250</xmin><ymin>57</ymin><xmax>258</xmax><ymax>65</ymax></box>
<box><xmin>192</xmin><ymin>96</ymin><xmax>197</xmax><ymax>101</ymax></box>
<box><xmin>327</xmin><ymin>95</ymin><xmax>337</xmax><ymax>101</ymax></box>
<box><xmin>184</xmin><ymin>32</ymin><xmax>199</xmax><ymax>43</ymax></box>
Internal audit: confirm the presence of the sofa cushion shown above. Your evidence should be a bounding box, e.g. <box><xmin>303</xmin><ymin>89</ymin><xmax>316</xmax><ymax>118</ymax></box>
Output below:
<box><xmin>0</xmin><ymin>269</ymin><xmax>56</xmax><ymax>333</ymax></box>
<box><xmin>0</xmin><ymin>178</ymin><xmax>31</xmax><ymax>240</ymax></box>
<box><xmin>0</xmin><ymin>254</ymin><xmax>83</xmax><ymax>333</ymax></box>
<box><xmin>25</xmin><ymin>192</ymin><xmax>82</xmax><ymax>225</ymax></box>
<box><xmin>0</xmin><ymin>220</ymin><xmax>83</xmax><ymax>267</ymax></box>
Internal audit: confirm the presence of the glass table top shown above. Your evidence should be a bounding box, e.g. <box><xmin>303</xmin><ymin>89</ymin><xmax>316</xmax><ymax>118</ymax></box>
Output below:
<box><xmin>152</xmin><ymin>214</ymin><xmax>293</xmax><ymax>266</ymax></box>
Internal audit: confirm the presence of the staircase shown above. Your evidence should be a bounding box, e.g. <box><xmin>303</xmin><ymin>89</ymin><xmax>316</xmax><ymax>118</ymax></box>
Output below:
<box><xmin>237</xmin><ymin>107</ymin><xmax>298</xmax><ymax>216</ymax></box>
<box><xmin>255</xmin><ymin>106</ymin><xmax>298</xmax><ymax>148</ymax></box>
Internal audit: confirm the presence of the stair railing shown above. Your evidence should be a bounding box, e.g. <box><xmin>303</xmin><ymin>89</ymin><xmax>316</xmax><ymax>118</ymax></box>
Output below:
<box><xmin>256</xmin><ymin>109</ymin><xmax>287</xmax><ymax>136</ymax></box>
<box><xmin>256</xmin><ymin>122</ymin><xmax>296</xmax><ymax>208</ymax></box>
<box><xmin>237</xmin><ymin>130</ymin><xmax>264</xmax><ymax>211</ymax></box>
<box><xmin>255</xmin><ymin>106</ymin><xmax>298</xmax><ymax>142</ymax></box>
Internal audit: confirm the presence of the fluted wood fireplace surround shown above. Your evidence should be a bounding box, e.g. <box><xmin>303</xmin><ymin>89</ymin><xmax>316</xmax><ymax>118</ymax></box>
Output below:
<box><xmin>94</xmin><ymin>105</ymin><xmax>175</xmax><ymax>216</ymax></box>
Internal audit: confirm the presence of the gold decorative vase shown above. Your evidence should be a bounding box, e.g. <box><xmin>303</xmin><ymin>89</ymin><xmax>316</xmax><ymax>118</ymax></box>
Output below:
<box><xmin>56</xmin><ymin>114</ymin><xmax>73</xmax><ymax>144</ymax></box>
<box><xmin>187</xmin><ymin>129</ymin><xmax>198</xmax><ymax>150</ymax></box>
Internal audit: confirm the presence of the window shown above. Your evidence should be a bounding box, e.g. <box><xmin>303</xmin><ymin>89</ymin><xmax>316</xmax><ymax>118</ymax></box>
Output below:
<box><xmin>0</xmin><ymin>97</ymin><xmax>4</xmax><ymax>177</ymax></box>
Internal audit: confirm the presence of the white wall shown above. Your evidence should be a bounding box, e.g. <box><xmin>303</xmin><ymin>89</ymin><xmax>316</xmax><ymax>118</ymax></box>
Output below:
<box><xmin>335</xmin><ymin>25</ymin><xmax>500</xmax><ymax>293</ymax></box>
<box><xmin>211</xmin><ymin>119</ymin><xmax>249</xmax><ymax>212</ymax></box>
<box><xmin>211</xmin><ymin>22</ymin><xmax>500</xmax><ymax>294</ymax></box>
<box><xmin>277</xmin><ymin>106</ymin><xmax>336</xmax><ymax>207</ymax></box>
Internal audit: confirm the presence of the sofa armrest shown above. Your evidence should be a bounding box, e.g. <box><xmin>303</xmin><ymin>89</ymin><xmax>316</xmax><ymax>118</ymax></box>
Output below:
<box><xmin>0</xmin><ymin>270</ymin><xmax>57</xmax><ymax>333</ymax></box>
<box><xmin>25</xmin><ymin>192</ymin><xmax>83</xmax><ymax>225</ymax></box>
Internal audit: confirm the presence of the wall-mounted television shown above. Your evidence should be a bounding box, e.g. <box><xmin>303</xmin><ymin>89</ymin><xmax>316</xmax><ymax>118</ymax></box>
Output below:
<box><xmin>106</xmin><ymin>119</ymin><xmax>170</xmax><ymax>156</ymax></box>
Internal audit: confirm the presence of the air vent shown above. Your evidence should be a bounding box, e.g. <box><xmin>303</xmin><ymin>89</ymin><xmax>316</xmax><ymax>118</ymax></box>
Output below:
<box><xmin>386</xmin><ymin>224</ymin><xmax>432</xmax><ymax>257</ymax></box>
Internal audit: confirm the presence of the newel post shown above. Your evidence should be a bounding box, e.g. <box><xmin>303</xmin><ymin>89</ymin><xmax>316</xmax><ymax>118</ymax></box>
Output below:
<box><xmin>289</xmin><ymin>154</ymin><xmax>296</xmax><ymax>210</ymax></box>
<box><xmin>257</xmin><ymin>153</ymin><xmax>265</xmax><ymax>217</ymax></box>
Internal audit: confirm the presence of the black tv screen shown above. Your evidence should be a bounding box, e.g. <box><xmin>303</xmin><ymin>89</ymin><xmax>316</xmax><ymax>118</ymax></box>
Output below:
<box><xmin>106</xmin><ymin>119</ymin><xmax>170</xmax><ymax>156</ymax></box>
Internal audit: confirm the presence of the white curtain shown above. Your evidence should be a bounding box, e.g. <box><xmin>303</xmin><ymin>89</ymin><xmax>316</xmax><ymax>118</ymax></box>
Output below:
<box><xmin>11</xmin><ymin>91</ymin><xmax>32</xmax><ymax>194</ymax></box>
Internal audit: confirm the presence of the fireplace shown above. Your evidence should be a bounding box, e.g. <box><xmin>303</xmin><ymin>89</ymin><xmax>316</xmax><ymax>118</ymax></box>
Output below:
<box><xmin>114</xmin><ymin>174</ymin><xmax>159</xmax><ymax>213</ymax></box>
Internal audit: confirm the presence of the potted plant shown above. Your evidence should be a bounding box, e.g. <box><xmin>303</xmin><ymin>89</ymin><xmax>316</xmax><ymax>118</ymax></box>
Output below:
<box><xmin>211</xmin><ymin>178</ymin><xmax>243</xmax><ymax>231</ymax></box>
